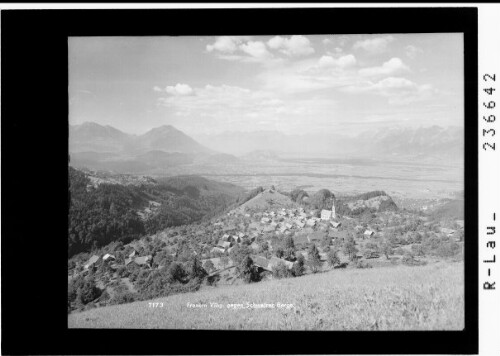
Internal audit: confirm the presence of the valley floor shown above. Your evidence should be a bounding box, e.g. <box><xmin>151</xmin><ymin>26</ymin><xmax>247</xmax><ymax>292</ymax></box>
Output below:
<box><xmin>68</xmin><ymin>260</ymin><xmax>464</xmax><ymax>330</ymax></box>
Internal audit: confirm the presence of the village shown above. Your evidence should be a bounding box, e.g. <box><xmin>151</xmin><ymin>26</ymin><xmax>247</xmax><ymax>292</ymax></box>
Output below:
<box><xmin>70</xmin><ymin>187</ymin><xmax>465</xmax><ymax>308</ymax></box>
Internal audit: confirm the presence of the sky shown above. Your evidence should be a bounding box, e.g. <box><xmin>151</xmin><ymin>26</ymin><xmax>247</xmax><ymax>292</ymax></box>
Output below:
<box><xmin>69</xmin><ymin>34</ymin><xmax>464</xmax><ymax>136</ymax></box>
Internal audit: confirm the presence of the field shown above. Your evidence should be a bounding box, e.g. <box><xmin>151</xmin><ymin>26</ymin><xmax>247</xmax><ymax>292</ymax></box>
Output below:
<box><xmin>69</xmin><ymin>261</ymin><xmax>464</xmax><ymax>330</ymax></box>
<box><xmin>150</xmin><ymin>158</ymin><xmax>463</xmax><ymax>205</ymax></box>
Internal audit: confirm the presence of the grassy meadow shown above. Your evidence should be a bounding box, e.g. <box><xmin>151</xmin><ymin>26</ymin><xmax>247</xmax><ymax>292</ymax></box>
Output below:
<box><xmin>69</xmin><ymin>261</ymin><xmax>464</xmax><ymax>330</ymax></box>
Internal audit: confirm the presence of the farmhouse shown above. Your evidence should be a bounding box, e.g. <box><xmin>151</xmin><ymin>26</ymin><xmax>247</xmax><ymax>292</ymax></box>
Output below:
<box><xmin>84</xmin><ymin>255</ymin><xmax>100</xmax><ymax>270</ymax></box>
<box><xmin>306</xmin><ymin>219</ymin><xmax>316</xmax><ymax>227</ymax></box>
<box><xmin>102</xmin><ymin>253</ymin><xmax>115</xmax><ymax>261</ymax></box>
<box><xmin>134</xmin><ymin>255</ymin><xmax>152</xmax><ymax>267</ymax></box>
<box><xmin>329</xmin><ymin>230</ymin><xmax>348</xmax><ymax>241</ymax></box>
<box><xmin>364</xmin><ymin>230</ymin><xmax>375</xmax><ymax>237</ymax></box>
<box><xmin>263</xmin><ymin>225</ymin><xmax>275</xmax><ymax>233</ymax></box>
<box><xmin>308</xmin><ymin>231</ymin><xmax>325</xmax><ymax>242</ymax></box>
<box><xmin>252</xmin><ymin>256</ymin><xmax>270</xmax><ymax>270</ymax></box>
<box><xmin>223</xmin><ymin>225</ymin><xmax>237</xmax><ymax>233</ymax></box>
<box><xmin>218</xmin><ymin>240</ymin><xmax>231</xmax><ymax>249</ymax></box>
<box><xmin>330</xmin><ymin>221</ymin><xmax>341</xmax><ymax>228</ymax></box>
<box><xmin>440</xmin><ymin>227</ymin><xmax>456</xmax><ymax>236</ymax></box>
<box><xmin>268</xmin><ymin>256</ymin><xmax>294</xmax><ymax>270</ymax></box>
<box><xmin>211</xmin><ymin>247</ymin><xmax>225</xmax><ymax>254</ymax></box>
<box><xmin>250</xmin><ymin>242</ymin><xmax>260</xmax><ymax>251</ymax></box>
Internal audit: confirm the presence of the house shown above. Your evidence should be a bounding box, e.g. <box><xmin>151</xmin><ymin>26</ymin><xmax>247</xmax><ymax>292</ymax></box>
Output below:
<box><xmin>238</xmin><ymin>232</ymin><xmax>246</xmax><ymax>239</ymax></box>
<box><xmin>223</xmin><ymin>225</ymin><xmax>237</xmax><ymax>233</ymax></box>
<box><xmin>211</xmin><ymin>247</ymin><xmax>225</xmax><ymax>254</ymax></box>
<box><xmin>84</xmin><ymin>255</ymin><xmax>100</xmax><ymax>270</ymax></box>
<box><xmin>295</xmin><ymin>220</ymin><xmax>305</xmax><ymax>228</ymax></box>
<box><xmin>249</xmin><ymin>222</ymin><xmax>261</xmax><ymax>230</ymax></box>
<box><xmin>306</xmin><ymin>219</ymin><xmax>316</xmax><ymax>227</ymax></box>
<box><xmin>252</xmin><ymin>256</ymin><xmax>270</xmax><ymax>270</ymax></box>
<box><xmin>129</xmin><ymin>250</ymin><xmax>138</xmax><ymax>258</ymax></box>
<box><xmin>330</xmin><ymin>230</ymin><xmax>348</xmax><ymax>241</ymax></box>
<box><xmin>299</xmin><ymin>212</ymin><xmax>307</xmax><ymax>219</ymax></box>
<box><xmin>231</xmin><ymin>235</ymin><xmax>241</xmax><ymax>243</ymax></box>
<box><xmin>125</xmin><ymin>257</ymin><xmax>133</xmax><ymax>266</ymax></box>
<box><xmin>320</xmin><ymin>209</ymin><xmax>333</xmax><ymax>220</ymax></box>
<box><xmin>263</xmin><ymin>225</ymin><xmax>275</xmax><ymax>233</ymax></box>
<box><xmin>102</xmin><ymin>253</ymin><xmax>115</xmax><ymax>261</ymax></box>
<box><xmin>268</xmin><ymin>256</ymin><xmax>294</xmax><ymax>270</ymax></box>
<box><xmin>134</xmin><ymin>255</ymin><xmax>152</xmax><ymax>267</ymax></box>
<box><xmin>308</xmin><ymin>231</ymin><xmax>325</xmax><ymax>242</ymax></box>
<box><xmin>261</xmin><ymin>217</ymin><xmax>271</xmax><ymax>224</ymax></box>
<box><xmin>222</xmin><ymin>233</ymin><xmax>231</xmax><ymax>241</ymax></box>
<box><xmin>330</xmin><ymin>221</ymin><xmax>341</xmax><ymax>228</ymax></box>
<box><xmin>440</xmin><ymin>228</ymin><xmax>455</xmax><ymax>237</ymax></box>
<box><xmin>279</xmin><ymin>226</ymin><xmax>288</xmax><ymax>234</ymax></box>
<box><xmin>250</xmin><ymin>242</ymin><xmax>260</xmax><ymax>251</ymax></box>
<box><xmin>364</xmin><ymin>230</ymin><xmax>375</xmax><ymax>237</ymax></box>
<box><xmin>218</xmin><ymin>240</ymin><xmax>231</xmax><ymax>249</ymax></box>
<box><xmin>294</xmin><ymin>233</ymin><xmax>309</xmax><ymax>245</ymax></box>
<box><xmin>285</xmin><ymin>223</ymin><xmax>293</xmax><ymax>229</ymax></box>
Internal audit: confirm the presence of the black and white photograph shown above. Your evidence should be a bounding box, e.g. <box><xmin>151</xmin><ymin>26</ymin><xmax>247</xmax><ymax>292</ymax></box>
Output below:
<box><xmin>67</xmin><ymin>33</ymin><xmax>466</xmax><ymax>330</ymax></box>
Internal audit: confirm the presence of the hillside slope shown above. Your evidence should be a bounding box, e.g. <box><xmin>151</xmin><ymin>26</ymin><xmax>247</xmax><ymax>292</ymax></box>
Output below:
<box><xmin>69</xmin><ymin>261</ymin><xmax>463</xmax><ymax>330</ymax></box>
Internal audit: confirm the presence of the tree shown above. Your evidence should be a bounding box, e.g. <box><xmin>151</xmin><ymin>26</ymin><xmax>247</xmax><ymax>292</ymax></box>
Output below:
<box><xmin>290</xmin><ymin>189</ymin><xmax>309</xmax><ymax>203</ymax></box>
<box><xmin>203</xmin><ymin>259</ymin><xmax>215</xmax><ymax>273</ymax></box>
<box><xmin>310</xmin><ymin>189</ymin><xmax>335</xmax><ymax>211</ymax></box>
<box><xmin>220</xmin><ymin>256</ymin><xmax>230</xmax><ymax>269</ymax></box>
<box><xmin>188</xmin><ymin>255</ymin><xmax>207</xmax><ymax>280</ymax></box>
<box><xmin>292</xmin><ymin>253</ymin><xmax>306</xmax><ymax>277</ymax></box>
<box><xmin>167</xmin><ymin>262</ymin><xmax>185</xmax><ymax>283</ymax></box>
<box><xmin>342</xmin><ymin>236</ymin><xmax>359</xmax><ymax>261</ymax></box>
<box><xmin>76</xmin><ymin>276</ymin><xmax>102</xmax><ymax>306</ymax></box>
<box><xmin>239</xmin><ymin>256</ymin><xmax>259</xmax><ymax>283</ymax></box>
<box><xmin>381</xmin><ymin>241</ymin><xmax>393</xmax><ymax>260</ymax></box>
<box><xmin>307</xmin><ymin>244</ymin><xmax>322</xmax><ymax>273</ymax></box>
<box><xmin>272</xmin><ymin>261</ymin><xmax>292</xmax><ymax>279</ymax></box>
<box><xmin>327</xmin><ymin>249</ymin><xmax>340</xmax><ymax>268</ymax></box>
<box><xmin>229</xmin><ymin>244</ymin><xmax>252</xmax><ymax>266</ymax></box>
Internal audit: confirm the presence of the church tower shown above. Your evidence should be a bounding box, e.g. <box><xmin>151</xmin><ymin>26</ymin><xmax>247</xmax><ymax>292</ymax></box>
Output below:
<box><xmin>331</xmin><ymin>198</ymin><xmax>337</xmax><ymax>219</ymax></box>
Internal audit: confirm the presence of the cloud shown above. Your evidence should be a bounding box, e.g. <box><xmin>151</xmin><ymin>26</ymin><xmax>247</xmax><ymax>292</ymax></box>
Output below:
<box><xmin>343</xmin><ymin>76</ymin><xmax>437</xmax><ymax>105</ymax></box>
<box><xmin>358</xmin><ymin>57</ymin><xmax>409</xmax><ymax>77</ymax></box>
<box><xmin>267</xmin><ymin>35</ymin><xmax>315</xmax><ymax>56</ymax></box>
<box><xmin>153</xmin><ymin>86</ymin><xmax>163</xmax><ymax>92</ymax></box>
<box><xmin>405</xmin><ymin>45</ymin><xmax>424</xmax><ymax>59</ymax></box>
<box><xmin>352</xmin><ymin>35</ymin><xmax>394</xmax><ymax>53</ymax></box>
<box><xmin>206</xmin><ymin>36</ymin><xmax>251</xmax><ymax>53</ymax></box>
<box><xmin>165</xmin><ymin>83</ymin><xmax>193</xmax><ymax>96</ymax></box>
<box><xmin>157</xmin><ymin>83</ymin><xmax>333</xmax><ymax>132</ymax></box>
<box><xmin>206</xmin><ymin>36</ymin><xmax>276</xmax><ymax>63</ymax></box>
<box><xmin>239</xmin><ymin>41</ymin><xmax>272</xmax><ymax>60</ymax></box>
<box><xmin>318</xmin><ymin>54</ymin><xmax>357</xmax><ymax>68</ymax></box>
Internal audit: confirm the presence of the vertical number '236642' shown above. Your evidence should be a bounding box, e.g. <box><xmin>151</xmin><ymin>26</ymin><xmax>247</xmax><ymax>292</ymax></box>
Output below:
<box><xmin>483</xmin><ymin>73</ymin><xmax>496</xmax><ymax>151</ymax></box>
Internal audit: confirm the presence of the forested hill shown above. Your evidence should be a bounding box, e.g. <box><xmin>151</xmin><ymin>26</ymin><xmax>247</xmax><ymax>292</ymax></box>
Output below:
<box><xmin>68</xmin><ymin>167</ymin><xmax>244</xmax><ymax>257</ymax></box>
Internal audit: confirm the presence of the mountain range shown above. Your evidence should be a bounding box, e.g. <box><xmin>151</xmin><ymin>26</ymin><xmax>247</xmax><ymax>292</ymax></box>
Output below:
<box><xmin>69</xmin><ymin>122</ymin><xmax>463</xmax><ymax>174</ymax></box>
